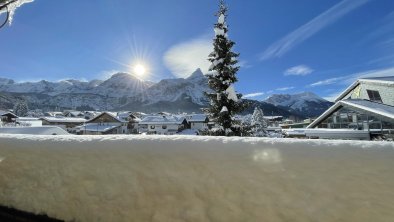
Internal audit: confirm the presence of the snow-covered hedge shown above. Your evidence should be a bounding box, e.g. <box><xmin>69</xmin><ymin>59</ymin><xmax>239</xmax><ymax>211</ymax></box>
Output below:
<box><xmin>0</xmin><ymin>135</ymin><xmax>393</xmax><ymax>221</ymax></box>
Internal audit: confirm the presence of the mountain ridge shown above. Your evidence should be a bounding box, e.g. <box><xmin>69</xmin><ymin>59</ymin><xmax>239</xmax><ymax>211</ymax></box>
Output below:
<box><xmin>0</xmin><ymin>70</ymin><xmax>331</xmax><ymax>118</ymax></box>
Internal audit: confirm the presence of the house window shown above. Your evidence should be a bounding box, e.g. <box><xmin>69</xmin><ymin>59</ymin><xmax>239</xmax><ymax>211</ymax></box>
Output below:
<box><xmin>162</xmin><ymin>125</ymin><xmax>167</xmax><ymax>129</ymax></box>
<box><xmin>150</xmin><ymin>125</ymin><xmax>155</xmax><ymax>129</ymax></box>
<box><xmin>366</xmin><ymin>90</ymin><xmax>383</xmax><ymax>103</ymax></box>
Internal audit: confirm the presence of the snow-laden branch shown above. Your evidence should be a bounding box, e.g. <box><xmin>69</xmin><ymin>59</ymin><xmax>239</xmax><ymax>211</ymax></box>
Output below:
<box><xmin>0</xmin><ymin>0</ymin><xmax>33</xmax><ymax>27</ymax></box>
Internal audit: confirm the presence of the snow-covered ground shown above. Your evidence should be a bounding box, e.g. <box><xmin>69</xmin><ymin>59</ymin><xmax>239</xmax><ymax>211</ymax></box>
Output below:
<box><xmin>0</xmin><ymin>135</ymin><xmax>393</xmax><ymax>222</ymax></box>
<box><xmin>0</xmin><ymin>126</ymin><xmax>69</xmax><ymax>135</ymax></box>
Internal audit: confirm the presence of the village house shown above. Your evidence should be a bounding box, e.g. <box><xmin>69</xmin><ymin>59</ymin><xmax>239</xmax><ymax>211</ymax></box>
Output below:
<box><xmin>117</xmin><ymin>111</ymin><xmax>140</xmax><ymax>134</ymax></box>
<box><xmin>16</xmin><ymin>117</ymin><xmax>42</xmax><ymax>127</ymax></box>
<box><xmin>0</xmin><ymin>110</ymin><xmax>18</xmax><ymax>125</ymax></box>
<box><xmin>307</xmin><ymin>76</ymin><xmax>394</xmax><ymax>140</ymax></box>
<box><xmin>40</xmin><ymin>117</ymin><xmax>86</xmax><ymax>133</ymax></box>
<box><xmin>185</xmin><ymin>114</ymin><xmax>209</xmax><ymax>131</ymax></box>
<box><xmin>63</xmin><ymin>110</ymin><xmax>85</xmax><ymax>118</ymax></box>
<box><xmin>138</xmin><ymin>115</ymin><xmax>188</xmax><ymax>135</ymax></box>
<box><xmin>263</xmin><ymin>116</ymin><xmax>284</xmax><ymax>127</ymax></box>
<box><xmin>76</xmin><ymin>112</ymin><xmax>130</xmax><ymax>135</ymax></box>
<box><xmin>83</xmin><ymin>111</ymin><xmax>101</xmax><ymax>120</ymax></box>
<box><xmin>44</xmin><ymin>112</ymin><xmax>65</xmax><ymax>117</ymax></box>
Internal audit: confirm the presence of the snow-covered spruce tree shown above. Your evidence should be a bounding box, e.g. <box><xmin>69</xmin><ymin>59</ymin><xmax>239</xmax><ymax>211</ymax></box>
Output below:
<box><xmin>204</xmin><ymin>0</ymin><xmax>248</xmax><ymax>136</ymax></box>
<box><xmin>13</xmin><ymin>100</ymin><xmax>29</xmax><ymax>117</ymax></box>
<box><xmin>251</xmin><ymin>107</ymin><xmax>267</xmax><ymax>137</ymax></box>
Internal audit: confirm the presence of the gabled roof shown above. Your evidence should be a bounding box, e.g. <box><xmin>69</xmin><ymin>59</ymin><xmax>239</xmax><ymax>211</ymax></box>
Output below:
<box><xmin>40</xmin><ymin>117</ymin><xmax>86</xmax><ymax>123</ymax></box>
<box><xmin>0</xmin><ymin>110</ymin><xmax>18</xmax><ymax>118</ymax></box>
<box><xmin>341</xmin><ymin>99</ymin><xmax>394</xmax><ymax>119</ymax></box>
<box><xmin>76</xmin><ymin>123</ymin><xmax>120</xmax><ymax>133</ymax></box>
<box><xmin>361</xmin><ymin>76</ymin><xmax>394</xmax><ymax>82</ymax></box>
<box><xmin>187</xmin><ymin>114</ymin><xmax>208</xmax><ymax>122</ymax></box>
<box><xmin>335</xmin><ymin>76</ymin><xmax>394</xmax><ymax>102</ymax></box>
<box><xmin>87</xmin><ymin>112</ymin><xmax>127</xmax><ymax>123</ymax></box>
<box><xmin>307</xmin><ymin>99</ymin><xmax>394</xmax><ymax>128</ymax></box>
<box><xmin>117</xmin><ymin>111</ymin><xmax>138</xmax><ymax>121</ymax></box>
<box><xmin>67</xmin><ymin>111</ymin><xmax>84</xmax><ymax>117</ymax></box>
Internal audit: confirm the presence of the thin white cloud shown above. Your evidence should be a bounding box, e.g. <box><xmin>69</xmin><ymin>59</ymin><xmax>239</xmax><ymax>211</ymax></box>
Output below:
<box><xmin>309</xmin><ymin>76</ymin><xmax>346</xmax><ymax>87</ymax></box>
<box><xmin>243</xmin><ymin>92</ymin><xmax>265</xmax><ymax>98</ymax></box>
<box><xmin>284</xmin><ymin>65</ymin><xmax>314</xmax><ymax>76</ymax></box>
<box><xmin>314</xmin><ymin>66</ymin><xmax>394</xmax><ymax>100</ymax></box>
<box><xmin>163</xmin><ymin>36</ymin><xmax>212</xmax><ymax>78</ymax></box>
<box><xmin>310</xmin><ymin>66</ymin><xmax>394</xmax><ymax>87</ymax></box>
<box><xmin>276</xmin><ymin>86</ymin><xmax>295</xmax><ymax>91</ymax></box>
<box><xmin>260</xmin><ymin>0</ymin><xmax>370</xmax><ymax>60</ymax></box>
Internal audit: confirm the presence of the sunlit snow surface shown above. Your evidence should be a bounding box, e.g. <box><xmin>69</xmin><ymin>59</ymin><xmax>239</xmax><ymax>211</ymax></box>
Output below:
<box><xmin>0</xmin><ymin>135</ymin><xmax>394</xmax><ymax>222</ymax></box>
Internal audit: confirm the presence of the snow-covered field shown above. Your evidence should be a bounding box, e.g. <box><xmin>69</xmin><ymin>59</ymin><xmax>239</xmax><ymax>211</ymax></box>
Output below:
<box><xmin>0</xmin><ymin>135</ymin><xmax>393</xmax><ymax>222</ymax></box>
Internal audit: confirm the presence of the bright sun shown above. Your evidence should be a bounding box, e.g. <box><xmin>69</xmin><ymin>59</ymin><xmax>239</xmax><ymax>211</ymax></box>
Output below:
<box><xmin>133</xmin><ymin>64</ymin><xmax>146</xmax><ymax>76</ymax></box>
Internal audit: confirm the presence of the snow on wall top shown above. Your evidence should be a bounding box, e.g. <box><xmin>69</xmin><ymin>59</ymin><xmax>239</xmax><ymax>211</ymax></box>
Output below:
<box><xmin>0</xmin><ymin>135</ymin><xmax>393</xmax><ymax>222</ymax></box>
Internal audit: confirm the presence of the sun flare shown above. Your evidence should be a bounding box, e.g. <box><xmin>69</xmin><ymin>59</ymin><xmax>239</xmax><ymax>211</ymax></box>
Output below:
<box><xmin>133</xmin><ymin>64</ymin><xmax>147</xmax><ymax>77</ymax></box>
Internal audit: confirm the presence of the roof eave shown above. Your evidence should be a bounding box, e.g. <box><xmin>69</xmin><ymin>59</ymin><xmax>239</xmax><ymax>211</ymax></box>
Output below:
<box><xmin>335</xmin><ymin>80</ymin><xmax>359</xmax><ymax>102</ymax></box>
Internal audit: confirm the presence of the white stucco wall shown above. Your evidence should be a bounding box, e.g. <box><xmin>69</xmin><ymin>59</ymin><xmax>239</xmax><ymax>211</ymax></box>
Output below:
<box><xmin>190</xmin><ymin>122</ymin><xmax>208</xmax><ymax>130</ymax></box>
<box><xmin>346</xmin><ymin>82</ymin><xmax>394</xmax><ymax>106</ymax></box>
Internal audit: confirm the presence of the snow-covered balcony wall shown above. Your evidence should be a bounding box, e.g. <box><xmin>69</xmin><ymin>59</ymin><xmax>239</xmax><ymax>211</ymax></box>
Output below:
<box><xmin>0</xmin><ymin>135</ymin><xmax>394</xmax><ymax>222</ymax></box>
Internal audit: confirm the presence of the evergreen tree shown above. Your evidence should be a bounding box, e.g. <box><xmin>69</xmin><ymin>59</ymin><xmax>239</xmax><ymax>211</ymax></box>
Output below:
<box><xmin>204</xmin><ymin>0</ymin><xmax>248</xmax><ymax>136</ymax></box>
<box><xmin>13</xmin><ymin>100</ymin><xmax>28</xmax><ymax>117</ymax></box>
<box><xmin>251</xmin><ymin>107</ymin><xmax>267</xmax><ymax>137</ymax></box>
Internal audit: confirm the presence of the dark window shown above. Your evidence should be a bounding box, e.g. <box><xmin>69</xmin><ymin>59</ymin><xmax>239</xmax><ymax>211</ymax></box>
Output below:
<box><xmin>162</xmin><ymin>125</ymin><xmax>167</xmax><ymax>129</ymax></box>
<box><xmin>366</xmin><ymin>90</ymin><xmax>383</xmax><ymax>103</ymax></box>
<box><xmin>150</xmin><ymin>125</ymin><xmax>155</xmax><ymax>129</ymax></box>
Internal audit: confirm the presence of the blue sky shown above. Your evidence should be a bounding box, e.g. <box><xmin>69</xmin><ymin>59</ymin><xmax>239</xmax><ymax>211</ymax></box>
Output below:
<box><xmin>1</xmin><ymin>0</ymin><xmax>394</xmax><ymax>101</ymax></box>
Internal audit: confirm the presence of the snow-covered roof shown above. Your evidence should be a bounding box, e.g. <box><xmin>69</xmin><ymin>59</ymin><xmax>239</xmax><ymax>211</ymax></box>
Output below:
<box><xmin>361</xmin><ymin>76</ymin><xmax>394</xmax><ymax>82</ymax></box>
<box><xmin>87</xmin><ymin>112</ymin><xmax>127</xmax><ymax>123</ymax></box>
<box><xmin>76</xmin><ymin>123</ymin><xmax>120</xmax><ymax>133</ymax></box>
<box><xmin>117</xmin><ymin>112</ymin><xmax>138</xmax><ymax>120</ymax></box>
<box><xmin>263</xmin><ymin>116</ymin><xmax>283</xmax><ymax>120</ymax></box>
<box><xmin>0</xmin><ymin>126</ymin><xmax>69</xmax><ymax>135</ymax></box>
<box><xmin>40</xmin><ymin>117</ymin><xmax>86</xmax><ymax>123</ymax></box>
<box><xmin>335</xmin><ymin>76</ymin><xmax>394</xmax><ymax>102</ymax></box>
<box><xmin>341</xmin><ymin>99</ymin><xmax>394</xmax><ymax>119</ymax></box>
<box><xmin>17</xmin><ymin>117</ymin><xmax>41</xmax><ymax>121</ymax></box>
<box><xmin>0</xmin><ymin>110</ymin><xmax>17</xmax><ymax>117</ymax></box>
<box><xmin>68</xmin><ymin>111</ymin><xmax>84</xmax><ymax>116</ymax></box>
<box><xmin>308</xmin><ymin>99</ymin><xmax>394</xmax><ymax>128</ymax></box>
<box><xmin>187</xmin><ymin>114</ymin><xmax>208</xmax><ymax>122</ymax></box>
<box><xmin>139</xmin><ymin>115</ymin><xmax>185</xmax><ymax>125</ymax></box>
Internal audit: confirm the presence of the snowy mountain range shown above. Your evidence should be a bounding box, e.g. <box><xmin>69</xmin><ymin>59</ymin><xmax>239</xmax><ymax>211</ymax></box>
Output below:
<box><xmin>0</xmin><ymin>69</ymin><xmax>332</xmax><ymax>117</ymax></box>
<box><xmin>0</xmin><ymin>69</ymin><xmax>209</xmax><ymax>113</ymax></box>
<box><xmin>264</xmin><ymin>92</ymin><xmax>333</xmax><ymax>117</ymax></box>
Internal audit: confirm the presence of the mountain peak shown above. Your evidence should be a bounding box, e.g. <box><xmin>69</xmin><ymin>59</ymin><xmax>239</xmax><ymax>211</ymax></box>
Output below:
<box><xmin>109</xmin><ymin>72</ymin><xmax>139</xmax><ymax>80</ymax></box>
<box><xmin>0</xmin><ymin>78</ymin><xmax>14</xmax><ymax>85</ymax></box>
<box><xmin>187</xmin><ymin>68</ymin><xmax>204</xmax><ymax>80</ymax></box>
<box><xmin>295</xmin><ymin>91</ymin><xmax>319</xmax><ymax>98</ymax></box>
